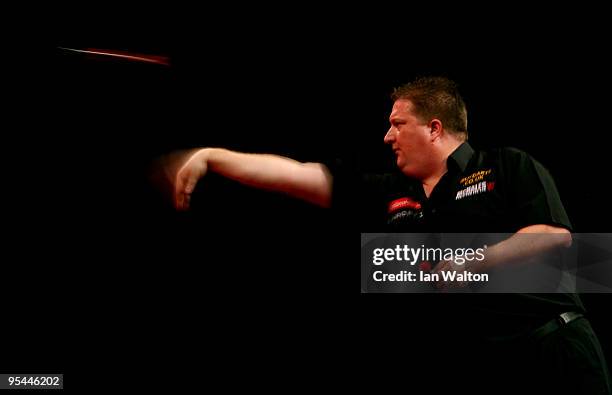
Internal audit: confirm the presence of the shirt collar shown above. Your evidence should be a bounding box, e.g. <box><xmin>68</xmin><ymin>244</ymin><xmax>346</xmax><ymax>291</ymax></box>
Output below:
<box><xmin>447</xmin><ymin>141</ymin><xmax>474</xmax><ymax>173</ymax></box>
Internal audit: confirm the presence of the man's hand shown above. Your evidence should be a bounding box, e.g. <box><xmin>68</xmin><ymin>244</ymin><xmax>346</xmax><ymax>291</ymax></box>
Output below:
<box><xmin>175</xmin><ymin>149</ymin><xmax>209</xmax><ymax>211</ymax></box>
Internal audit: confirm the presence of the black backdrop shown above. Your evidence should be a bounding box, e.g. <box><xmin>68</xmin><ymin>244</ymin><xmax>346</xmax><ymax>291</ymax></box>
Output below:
<box><xmin>9</xmin><ymin>22</ymin><xmax>611</xmax><ymax>389</ymax></box>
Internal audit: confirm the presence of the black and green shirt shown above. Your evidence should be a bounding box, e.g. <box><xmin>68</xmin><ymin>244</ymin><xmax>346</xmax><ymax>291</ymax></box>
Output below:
<box><xmin>354</xmin><ymin>142</ymin><xmax>572</xmax><ymax>233</ymax></box>
<box><xmin>333</xmin><ymin>142</ymin><xmax>584</xmax><ymax>339</ymax></box>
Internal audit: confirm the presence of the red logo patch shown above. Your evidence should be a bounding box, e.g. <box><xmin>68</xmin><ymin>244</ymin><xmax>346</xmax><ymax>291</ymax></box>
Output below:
<box><xmin>487</xmin><ymin>181</ymin><xmax>496</xmax><ymax>191</ymax></box>
<box><xmin>388</xmin><ymin>197</ymin><xmax>422</xmax><ymax>213</ymax></box>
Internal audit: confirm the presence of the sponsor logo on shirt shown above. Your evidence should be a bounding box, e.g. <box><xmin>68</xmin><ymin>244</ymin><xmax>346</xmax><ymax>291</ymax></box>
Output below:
<box><xmin>455</xmin><ymin>181</ymin><xmax>495</xmax><ymax>200</ymax></box>
<box><xmin>460</xmin><ymin>169</ymin><xmax>492</xmax><ymax>187</ymax></box>
<box><xmin>388</xmin><ymin>197</ymin><xmax>422</xmax><ymax>213</ymax></box>
<box><xmin>387</xmin><ymin>197</ymin><xmax>423</xmax><ymax>225</ymax></box>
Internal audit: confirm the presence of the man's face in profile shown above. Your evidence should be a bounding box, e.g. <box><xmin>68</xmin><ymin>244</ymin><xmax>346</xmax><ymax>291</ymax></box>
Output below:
<box><xmin>384</xmin><ymin>99</ymin><xmax>433</xmax><ymax>178</ymax></box>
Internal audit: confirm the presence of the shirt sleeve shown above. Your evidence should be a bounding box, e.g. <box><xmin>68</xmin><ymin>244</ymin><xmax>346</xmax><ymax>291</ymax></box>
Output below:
<box><xmin>321</xmin><ymin>157</ymin><xmax>394</xmax><ymax>229</ymax></box>
<box><xmin>320</xmin><ymin>157</ymin><xmax>353</xmax><ymax>211</ymax></box>
<box><xmin>502</xmin><ymin>148</ymin><xmax>572</xmax><ymax>232</ymax></box>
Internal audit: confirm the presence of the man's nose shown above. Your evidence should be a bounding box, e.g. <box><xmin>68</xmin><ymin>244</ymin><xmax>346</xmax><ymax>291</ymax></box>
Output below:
<box><xmin>384</xmin><ymin>128</ymin><xmax>395</xmax><ymax>144</ymax></box>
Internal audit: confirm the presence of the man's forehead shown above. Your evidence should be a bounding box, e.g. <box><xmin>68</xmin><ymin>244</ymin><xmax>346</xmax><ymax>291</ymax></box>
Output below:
<box><xmin>390</xmin><ymin>99</ymin><xmax>414</xmax><ymax>119</ymax></box>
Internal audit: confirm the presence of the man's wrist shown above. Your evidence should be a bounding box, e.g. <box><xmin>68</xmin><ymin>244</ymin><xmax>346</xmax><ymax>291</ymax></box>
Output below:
<box><xmin>198</xmin><ymin>147</ymin><xmax>219</xmax><ymax>167</ymax></box>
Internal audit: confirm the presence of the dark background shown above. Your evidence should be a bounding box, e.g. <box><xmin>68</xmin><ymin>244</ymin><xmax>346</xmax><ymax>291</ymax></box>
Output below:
<box><xmin>7</xmin><ymin>16</ymin><xmax>611</xmax><ymax>390</ymax></box>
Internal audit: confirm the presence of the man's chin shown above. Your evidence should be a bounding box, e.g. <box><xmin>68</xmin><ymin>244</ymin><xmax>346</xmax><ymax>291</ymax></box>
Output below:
<box><xmin>396</xmin><ymin>162</ymin><xmax>416</xmax><ymax>178</ymax></box>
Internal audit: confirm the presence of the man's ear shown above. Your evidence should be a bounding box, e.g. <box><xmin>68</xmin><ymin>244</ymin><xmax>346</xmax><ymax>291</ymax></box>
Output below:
<box><xmin>429</xmin><ymin>119</ymin><xmax>443</xmax><ymax>141</ymax></box>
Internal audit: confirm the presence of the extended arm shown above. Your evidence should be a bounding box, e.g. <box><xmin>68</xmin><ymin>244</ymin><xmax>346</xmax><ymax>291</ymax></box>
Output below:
<box><xmin>174</xmin><ymin>148</ymin><xmax>333</xmax><ymax>210</ymax></box>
